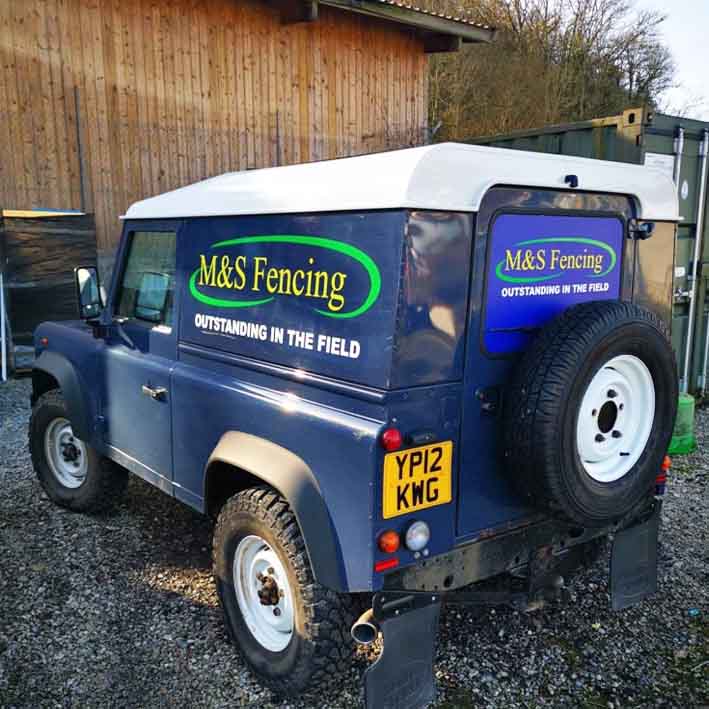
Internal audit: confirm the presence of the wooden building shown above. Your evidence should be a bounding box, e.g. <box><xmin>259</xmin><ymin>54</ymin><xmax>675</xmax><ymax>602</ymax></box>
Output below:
<box><xmin>0</xmin><ymin>0</ymin><xmax>493</xmax><ymax>264</ymax></box>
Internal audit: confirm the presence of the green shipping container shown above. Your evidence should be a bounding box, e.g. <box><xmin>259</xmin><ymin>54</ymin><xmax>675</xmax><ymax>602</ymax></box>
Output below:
<box><xmin>472</xmin><ymin>107</ymin><xmax>709</xmax><ymax>396</ymax></box>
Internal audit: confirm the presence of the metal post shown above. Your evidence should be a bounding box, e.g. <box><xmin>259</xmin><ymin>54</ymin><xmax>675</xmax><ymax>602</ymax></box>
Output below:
<box><xmin>673</xmin><ymin>127</ymin><xmax>685</xmax><ymax>186</ymax></box>
<box><xmin>683</xmin><ymin>129</ymin><xmax>709</xmax><ymax>393</ymax></box>
<box><xmin>0</xmin><ymin>271</ymin><xmax>7</xmax><ymax>383</ymax></box>
<box><xmin>697</xmin><ymin>133</ymin><xmax>709</xmax><ymax>392</ymax></box>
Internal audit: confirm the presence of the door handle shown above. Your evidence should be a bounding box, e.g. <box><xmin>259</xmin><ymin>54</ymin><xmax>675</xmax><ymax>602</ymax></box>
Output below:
<box><xmin>141</xmin><ymin>384</ymin><xmax>168</xmax><ymax>401</ymax></box>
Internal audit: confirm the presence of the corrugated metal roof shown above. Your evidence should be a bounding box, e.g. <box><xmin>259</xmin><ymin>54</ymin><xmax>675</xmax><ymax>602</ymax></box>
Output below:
<box><xmin>319</xmin><ymin>0</ymin><xmax>495</xmax><ymax>43</ymax></box>
<box><xmin>371</xmin><ymin>1</ymin><xmax>493</xmax><ymax>31</ymax></box>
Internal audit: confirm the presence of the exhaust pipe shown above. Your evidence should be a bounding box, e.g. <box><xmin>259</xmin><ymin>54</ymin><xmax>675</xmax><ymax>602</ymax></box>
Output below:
<box><xmin>351</xmin><ymin>608</ymin><xmax>379</xmax><ymax>646</ymax></box>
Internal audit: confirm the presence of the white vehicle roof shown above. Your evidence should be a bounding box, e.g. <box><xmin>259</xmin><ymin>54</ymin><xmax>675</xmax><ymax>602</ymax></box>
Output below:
<box><xmin>124</xmin><ymin>142</ymin><xmax>679</xmax><ymax>222</ymax></box>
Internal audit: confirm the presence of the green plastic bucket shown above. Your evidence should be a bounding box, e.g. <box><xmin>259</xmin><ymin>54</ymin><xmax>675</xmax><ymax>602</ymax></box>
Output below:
<box><xmin>668</xmin><ymin>393</ymin><xmax>696</xmax><ymax>455</ymax></box>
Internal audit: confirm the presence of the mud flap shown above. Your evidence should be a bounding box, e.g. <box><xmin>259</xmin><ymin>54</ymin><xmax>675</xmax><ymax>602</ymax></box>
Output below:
<box><xmin>610</xmin><ymin>503</ymin><xmax>660</xmax><ymax>611</ymax></box>
<box><xmin>364</xmin><ymin>593</ymin><xmax>442</xmax><ymax>709</ymax></box>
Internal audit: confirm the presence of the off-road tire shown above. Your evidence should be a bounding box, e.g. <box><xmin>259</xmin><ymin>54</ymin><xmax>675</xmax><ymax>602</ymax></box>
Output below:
<box><xmin>502</xmin><ymin>301</ymin><xmax>677</xmax><ymax>527</ymax></box>
<box><xmin>29</xmin><ymin>389</ymin><xmax>128</xmax><ymax>512</ymax></box>
<box><xmin>213</xmin><ymin>486</ymin><xmax>359</xmax><ymax>696</ymax></box>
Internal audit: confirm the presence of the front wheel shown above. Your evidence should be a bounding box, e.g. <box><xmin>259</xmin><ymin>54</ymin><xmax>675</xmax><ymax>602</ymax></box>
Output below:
<box><xmin>213</xmin><ymin>486</ymin><xmax>358</xmax><ymax>696</ymax></box>
<box><xmin>29</xmin><ymin>389</ymin><xmax>128</xmax><ymax>512</ymax></box>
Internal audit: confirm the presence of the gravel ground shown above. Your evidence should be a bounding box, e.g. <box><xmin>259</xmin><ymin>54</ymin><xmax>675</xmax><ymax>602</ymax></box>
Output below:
<box><xmin>1</xmin><ymin>377</ymin><xmax>707</xmax><ymax>709</ymax></box>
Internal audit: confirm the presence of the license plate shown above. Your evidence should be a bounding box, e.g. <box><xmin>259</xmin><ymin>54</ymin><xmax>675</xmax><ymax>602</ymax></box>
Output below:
<box><xmin>382</xmin><ymin>442</ymin><xmax>453</xmax><ymax>519</ymax></box>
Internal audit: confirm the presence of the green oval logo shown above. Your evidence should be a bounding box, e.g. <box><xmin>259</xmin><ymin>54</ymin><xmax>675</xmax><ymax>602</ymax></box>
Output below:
<box><xmin>495</xmin><ymin>237</ymin><xmax>617</xmax><ymax>284</ymax></box>
<box><xmin>189</xmin><ymin>235</ymin><xmax>382</xmax><ymax>320</ymax></box>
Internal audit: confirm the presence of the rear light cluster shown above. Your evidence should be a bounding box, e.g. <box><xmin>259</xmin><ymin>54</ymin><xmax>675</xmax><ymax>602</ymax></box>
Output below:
<box><xmin>375</xmin><ymin>520</ymin><xmax>431</xmax><ymax>573</ymax></box>
<box><xmin>378</xmin><ymin>530</ymin><xmax>400</xmax><ymax>553</ymax></box>
<box><xmin>376</xmin><ymin>426</ymin><xmax>432</xmax><ymax>572</ymax></box>
<box><xmin>380</xmin><ymin>427</ymin><xmax>403</xmax><ymax>451</ymax></box>
<box><xmin>656</xmin><ymin>455</ymin><xmax>671</xmax><ymax>496</ymax></box>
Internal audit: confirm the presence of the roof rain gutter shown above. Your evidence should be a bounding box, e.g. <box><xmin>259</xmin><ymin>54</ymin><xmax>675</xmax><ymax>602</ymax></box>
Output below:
<box><xmin>318</xmin><ymin>0</ymin><xmax>496</xmax><ymax>44</ymax></box>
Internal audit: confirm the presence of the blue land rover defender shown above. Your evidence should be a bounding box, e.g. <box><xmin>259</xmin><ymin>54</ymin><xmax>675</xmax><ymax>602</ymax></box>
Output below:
<box><xmin>30</xmin><ymin>144</ymin><xmax>679</xmax><ymax>708</ymax></box>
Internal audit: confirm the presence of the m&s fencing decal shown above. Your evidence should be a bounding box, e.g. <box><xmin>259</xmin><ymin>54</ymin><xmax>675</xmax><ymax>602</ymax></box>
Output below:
<box><xmin>179</xmin><ymin>211</ymin><xmax>406</xmax><ymax>388</ymax></box>
<box><xmin>484</xmin><ymin>213</ymin><xmax>623</xmax><ymax>354</ymax></box>
<box><xmin>189</xmin><ymin>235</ymin><xmax>382</xmax><ymax>319</ymax></box>
<box><xmin>494</xmin><ymin>237</ymin><xmax>617</xmax><ymax>283</ymax></box>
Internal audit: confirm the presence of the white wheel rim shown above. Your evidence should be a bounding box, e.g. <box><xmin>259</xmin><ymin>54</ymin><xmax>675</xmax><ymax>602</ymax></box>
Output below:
<box><xmin>233</xmin><ymin>534</ymin><xmax>295</xmax><ymax>653</ymax></box>
<box><xmin>576</xmin><ymin>354</ymin><xmax>655</xmax><ymax>483</ymax></box>
<box><xmin>44</xmin><ymin>417</ymin><xmax>88</xmax><ymax>489</ymax></box>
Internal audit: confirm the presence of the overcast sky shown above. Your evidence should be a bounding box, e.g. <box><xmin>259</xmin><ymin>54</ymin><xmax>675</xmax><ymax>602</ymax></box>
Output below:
<box><xmin>638</xmin><ymin>0</ymin><xmax>709</xmax><ymax>119</ymax></box>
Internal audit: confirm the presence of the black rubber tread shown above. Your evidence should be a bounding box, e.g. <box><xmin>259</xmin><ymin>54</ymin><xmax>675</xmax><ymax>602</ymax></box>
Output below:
<box><xmin>29</xmin><ymin>389</ymin><xmax>128</xmax><ymax>513</ymax></box>
<box><xmin>502</xmin><ymin>300</ymin><xmax>677</xmax><ymax>526</ymax></box>
<box><xmin>213</xmin><ymin>485</ymin><xmax>359</xmax><ymax>696</ymax></box>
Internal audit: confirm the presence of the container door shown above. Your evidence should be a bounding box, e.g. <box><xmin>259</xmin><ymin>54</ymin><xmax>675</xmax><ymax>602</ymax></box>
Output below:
<box><xmin>456</xmin><ymin>188</ymin><xmax>635</xmax><ymax>539</ymax></box>
<box><xmin>642</xmin><ymin>117</ymin><xmax>707</xmax><ymax>391</ymax></box>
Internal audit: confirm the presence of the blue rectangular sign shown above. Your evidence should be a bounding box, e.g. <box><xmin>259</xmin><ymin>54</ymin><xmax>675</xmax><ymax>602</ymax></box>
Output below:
<box><xmin>178</xmin><ymin>211</ymin><xmax>405</xmax><ymax>388</ymax></box>
<box><xmin>483</xmin><ymin>213</ymin><xmax>623</xmax><ymax>354</ymax></box>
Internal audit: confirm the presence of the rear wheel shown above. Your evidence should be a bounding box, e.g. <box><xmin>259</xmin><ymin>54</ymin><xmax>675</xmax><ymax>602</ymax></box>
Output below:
<box><xmin>29</xmin><ymin>389</ymin><xmax>128</xmax><ymax>512</ymax></box>
<box><xmin>213</xmin><ymin>486</ymin><xmax>358</xmax><ymax>696</ymax></box>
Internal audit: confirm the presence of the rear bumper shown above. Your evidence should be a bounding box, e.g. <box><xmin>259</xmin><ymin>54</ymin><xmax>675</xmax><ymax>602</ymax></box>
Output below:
<box><xmin>367</xmin><ymin>504</ymin><xmax>661</xmax><ymax>708</ymax></box>
<box><xmin>384</xmin><ymin>514</ymin><xmax>615</xmax><ymax>592</ymax></box>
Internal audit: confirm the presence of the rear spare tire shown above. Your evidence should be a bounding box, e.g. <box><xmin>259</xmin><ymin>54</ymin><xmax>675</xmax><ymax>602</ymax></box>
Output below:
<box><xmin>502</xmin><ymin>301</ymin><xmax>677</xmax><ymax>527</ymax></box>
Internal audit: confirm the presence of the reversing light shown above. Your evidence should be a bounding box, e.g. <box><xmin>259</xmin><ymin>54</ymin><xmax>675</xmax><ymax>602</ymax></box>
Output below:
<box><xmin>405</xmin><ymin>520</ymin><xmax>431</xmax><ymax>552</ymax></box>
<box><xmin>381</xmin><ymin>427</ymin><xmax>403</xmax><ymax>452</ymax></box>
<box><xmin>377</xmin><ymin>529</ymin><xmax>400</xmax><ymax>554</ymax></box>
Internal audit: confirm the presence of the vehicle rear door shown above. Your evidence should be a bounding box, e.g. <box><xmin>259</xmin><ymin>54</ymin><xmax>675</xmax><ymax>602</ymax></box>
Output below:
<box><xmin>456</xmin><ymin>188</ymin><xmax>636</xmax><ymax>539</ymax></box>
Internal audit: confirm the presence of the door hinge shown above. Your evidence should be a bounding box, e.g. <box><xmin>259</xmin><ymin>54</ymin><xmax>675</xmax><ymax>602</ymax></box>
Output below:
<box><xmin>628</xmin><ymin>220</ymin><xmax>655</xmax><ymax>240</ymax></box>
<box><xmin>475</xmin><ymin>386</ymin><xmax>499</xmax><ymax>415</ymax></box>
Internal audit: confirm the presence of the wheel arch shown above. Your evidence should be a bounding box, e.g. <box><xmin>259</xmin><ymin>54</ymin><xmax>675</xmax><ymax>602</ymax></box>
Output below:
<box><xmin>32</xmin><ymin>351</ymin><xmax>91</xmax><ymax>441</ymax></box>
<box><xmin>204</xmin><ymin>432</ymin><xmax>346</xmax><ymax>591</ymax></box>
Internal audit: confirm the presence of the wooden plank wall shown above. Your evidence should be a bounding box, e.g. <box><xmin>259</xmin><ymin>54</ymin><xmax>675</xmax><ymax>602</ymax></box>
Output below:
<box><xmin>0</xmin><ymin>0</ymin><xmax>429</xmax><ymax>253</ymax></box>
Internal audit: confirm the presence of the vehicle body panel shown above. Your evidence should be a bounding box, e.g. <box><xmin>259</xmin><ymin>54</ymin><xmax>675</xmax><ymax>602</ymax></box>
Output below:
<box><xmin>171</xmin><ymin>348</ymin><xmax>383</xmax><ymax>589</ymax></box>
<box><xmin>101</xmin><ymin>336</ymin><xmax>174</xmax><ymax>480</ymax></box>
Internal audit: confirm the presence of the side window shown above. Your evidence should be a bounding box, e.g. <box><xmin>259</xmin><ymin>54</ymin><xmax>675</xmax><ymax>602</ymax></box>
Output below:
<box><xmin>117</xmin><ymin>231</ymin><xmax>177</xmax><ymax>326</ymax></box>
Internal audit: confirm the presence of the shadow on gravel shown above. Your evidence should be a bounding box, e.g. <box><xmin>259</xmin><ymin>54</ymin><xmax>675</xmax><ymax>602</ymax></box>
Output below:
<box><xmin>116</xmin><ymin>476</ymin><xmax>214</xmax><ymax>573</ymax></box>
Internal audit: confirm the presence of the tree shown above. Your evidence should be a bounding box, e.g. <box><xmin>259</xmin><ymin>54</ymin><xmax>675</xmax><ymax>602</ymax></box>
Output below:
<box><xmin>421</xmin><ymin>0</ymin><xmax>675</xmax><ymax>140</ymax></box>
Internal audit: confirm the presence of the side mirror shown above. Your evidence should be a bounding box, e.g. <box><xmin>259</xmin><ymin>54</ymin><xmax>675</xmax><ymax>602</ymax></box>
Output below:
<box><xmin>135</xmin><ymin>271</ymin><xmax>170</xmax><ymax>323</ymax></box>
<box><xmin>75</xmin><ymin>266</ymin><xmax>103</xmax><ymax>320</ymax></box>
